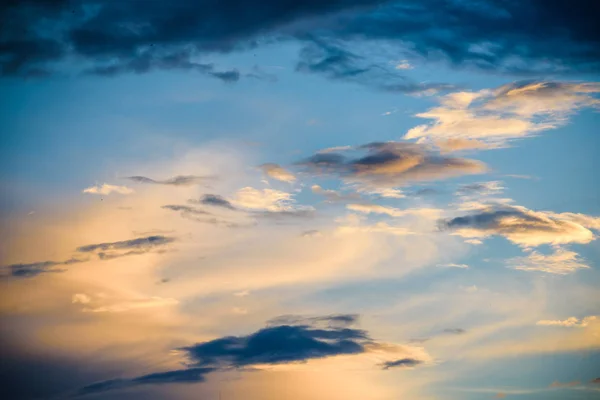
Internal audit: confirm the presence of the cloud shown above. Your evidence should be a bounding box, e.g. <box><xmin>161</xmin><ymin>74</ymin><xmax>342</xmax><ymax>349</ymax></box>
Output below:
<box><xmin>549</xmin><ymin>381</ymin><xmax>581</xmax><ymax>388</ymax></box>
<box><xmin>76</xmin><ymin>235</ymin><xmax>176</xmax><ymax>253</ymax></box>
<box><xmin>72</xmin><ymin>293</ymin><xmax>91</xmax><ymax>304</ymax></box>
<box><xmin>75</xmin><ymin>314</ymin><xmax>426</xmax><ymax>395</ymax></box>
<box><xmin>437</xmin><ymin>263</ymin><xmax>469</xmax><ymax>269</ymax></box>
<box><xmin>82</xmin><ymin>183</ymin><xmax>134</xmax><ymax>195</ymax></box>
<box><xmin>443</xmin><ymin>328</ymin><xmax>466</xmax><ymax>335</ymax></box>
<box><xmin>192</xmin><ymin>194</ymin><xmax>237</xmax><ymax>210</ymax></box>
<box><xmin>3</xmin><ymin>257</ymin><xmax>85</xmax><ymax>278</ymax></box>
<box><xmin>232</xmin><ymin>187</ymin><xmax>296</xmax><ymax>211</ymax></box>
<box><xmin>537</xmin><ymin>316</ymin><xmax>597</xmax><ymax>328</ymax></box>
<box><xmin>406</xmin><ymin>81</ymin><xmax>600</xmax><ymax>150</ymax></box>
<box><xmin>508</xmin><ymin>248</ymin><xmax>590</xmax><ymax>275</ymax></box>
<box><xmin>125</xmin><ymin>175</ymin><xmax>214</xmax><ymax>186</ymax></box>
<box><xmin>4</xmin><ymin>1</ymin><xmax>600</xmax><ymax>78</ymax></box>
<box><xmin>592</xmin><ymin>378</ymin><xmax>600</xmax><ymax>384</ymax></box>
<box><xmin>457</xmin><ymin>181</ymin><xmax>504</xmax><ymax>197</ymax></box>
<box><xmin>356</xmin><ymin>187</ymin><xmax>405</xmax><ymax>199</ymax></box>
<box><xmin>78</xmin><ymin>367</ymin><xmax>215</xmax><ymax>396</ymax></box>
<box><xmin>347</xmin><ymin>204</ymin><xmax>442</xmax><ymax>219</ymax></box>
<box><xmin>298</xmin><ymin>141</ymin><xmax>486</xmax><ymax>188</ymax></box>
<box><xmin>312</xmin><ymin>185</ymin><xmax>361</xmax><ymax>203</ymax></box>
<box><xmin>82</xmin><ymin>48</ymin><xmax>240</xmax><ymax>82</ymax></box>
<box><xmin>381</xmin><ymin>358</ymin><xmax>423</xmax><ymax>369</ymax></box>
<box><xmin>2</xmin><ymin>235</ymin><xmax>176</xmax><ymax>278</ymax></box>
<box><xmin>162</xmin><ymin>205</ymin><xmax>242</xmax><ymax>227</ymax></box>
<box><xmin>259</xmin><ymin>163</ymin><xmax>296</xmax><ymax>183</ymax></box>
<box><xmin>79</xmin><ymin>296</ymin><xmax>179</xmax><ymax>313</ymax></box>
<box><xmin>296</xmin><ymin>39</ymin><xmax>452</xmax><ymax>94</ymax></box>
<box><xmin>439</xmin><ymin>203</ymin><xmax>600</xmax><ymax>247</ymax></box>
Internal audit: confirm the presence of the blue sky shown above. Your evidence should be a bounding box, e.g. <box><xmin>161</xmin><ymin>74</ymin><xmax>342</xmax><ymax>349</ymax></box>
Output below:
<box><xmin>1</xmin><ymin>1</ymin><xmax>599</xmax><ymax>399</ymax></box>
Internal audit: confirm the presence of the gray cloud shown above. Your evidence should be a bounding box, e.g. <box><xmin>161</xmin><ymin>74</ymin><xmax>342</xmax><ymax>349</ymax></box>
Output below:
<box><xmin>298</xmin><ymin>141</ymin><xmax>486</xmax><ymax>187</ymax></box>
<box><xmin>3</xmin><ymin>1</ymin><xmax>598</xmax><ymax>79</ymax></box>
<box><xmin>125</xmin><ymin>175</ymin><xmax>215</xmax><ymax>186</ymax></box>
<box><xmin>381</xmin><ymin>358</ymin><xmax>423</xmax><ymax>369</ymax></box>
<box><xmin>5</xmin><ymin>258</ymin><xmax>85</xmax><ymax>278</ymax></box>
<box><xmin>162</xmin><ymin>204</ymin><xmax>244</xmax><ymax>228</ymax></box>
<box><xmin>76</xmin><ymin>235</ymin><xmax>175</xmax><ymax>253</ymax></box>
<box><xmin>2</xmin><ymin>235</ymin><xmax>175</xmax><ymax>278</ymax></box>
<box><xmin>77</xmin><ymin>367</ymin><xmax>215</xmax><ymax>396</ymax></box>
<box><xmin>442</xmin><ymin>328</ymin><xmax>466</xmax><ymax>335</ymax></box>
<box><xmin>191</xmin><ymin>194</ymin><xmax>237</xmax><ymax>210</ymax></box>
<box><xmin>439</xmin><ymin>203</ymin><xmax>599</xmax><ymax>247</ymax></box>
<box><xmin>74</xmin><ymin>314</ymin><xmax>413</xmax><ymax>396</ymax></box>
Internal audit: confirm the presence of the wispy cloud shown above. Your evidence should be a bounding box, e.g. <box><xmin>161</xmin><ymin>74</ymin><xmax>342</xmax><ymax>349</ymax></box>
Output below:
<box><xmin>83</xmin><ymin>183</ymin><xmax>134</xmax><ymax>195</ymax></box>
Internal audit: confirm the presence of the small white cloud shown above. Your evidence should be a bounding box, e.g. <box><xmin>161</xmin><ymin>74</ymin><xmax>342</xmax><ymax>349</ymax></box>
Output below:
<box><xmin>232</xmin><ymin>187</ymin><xmax>294</xmax><ymax>211</ymax></box>
<box><xmin>509</xmin><ymin>248</ymin><xmax>590</xmax><ymax>275</ymax></box>
<box><xmin>234</xmin><ymin>290</ymin><xmax>250</xmax><ymax>297</ymax></box>
<box><xmin>72</xmin><ymin>293</ymin><xmax>91</xmax><ymax>304</ymax></box>
<box><xmin>395</xmin><ymin>60</ymin><xmax>414</xmax><ymax>70</ymax></box>
<box><xmin>465</xmin><ymin>239</ymin><xmax>483</xmax><ymax>245</ymax></box>
<box><xmin>259</xmin><ymin>163</ymin><xmax>296</xmax><ymax>183</ymax></box>
<box><xmin>536</xmin><ymin>315</ymin><xmax>597</xmax><ymax>328</ymax></box>
<box><xmin>83</xmin><ymin>183</ymin><xmax>134</xmax><ymax>195</ymax></box>
<box><xmin>317</xmin><ymin>145</ymin><xmax>352</xmax><ymax>154</ymax></box>
<box><xmin>437</xmin><ymin>263</ymin><xmax>469</xmax><ymax>269</ymax></box>
<box><xmin>80</xmin><ymin>296</ymin><xmax>178</xmax><ymax>313</ymax></box>
<box><xmin>232</xmin><ymin>307</ymin><xmax>248</xmax><ymax>315</ymax></box>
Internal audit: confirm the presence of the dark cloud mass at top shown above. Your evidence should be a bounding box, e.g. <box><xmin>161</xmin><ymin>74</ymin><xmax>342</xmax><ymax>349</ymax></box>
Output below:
<box><xmin>1</xmin><ymin>0</ymin><xmax>598</xmax><ymax>78</ymax></box>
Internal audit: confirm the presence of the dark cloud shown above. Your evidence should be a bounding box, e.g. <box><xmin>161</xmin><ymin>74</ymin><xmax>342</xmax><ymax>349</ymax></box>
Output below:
<box><xmin>78</xmin><ymin>368</ymin><xmax>215</xmax><ymax>396</ymax></box>
<box><xmin>592</xmin><ymin>377</ymin><xmax>600</xmax><ymax>384</ymax></box>
<box><xmin>83</xmin><ymin>48</ymin><xmax>240</xmax><ymax>82</ymax></box>
<box><xmin>182</xmin><ymin>315</ymin><xmax>368</xmax><ymax>368</ymax></box>
<box><xmin>125</xmin><ymin>175</ymin><xmax>215</xmax><ymax>186</ymax></box>
<box><xmin>442</xmin><ymin>328</ymin><xmax>466</xmax><ymax>335</ymax></box>
<box><xmin>297</xmin><ymin>141</ymin><xmax>486</xmax><ymax>187</ymax></box>
<box><xmin>162</xmin><ymin>204</ymin><xmax>244</xmax><ymax>228</ymax></box>
<box><xmin>296</xmin><ymin>39</ymin><xmax>453</xmax><ymax>93</ymax></box>
<box><xmin>191</xmin><ymin>194</ymin><xmax>237</xmax><ymax>210</ymax></box>
<box><xmin>2</xmin><ymin>235</ymin><xmax>175</xmax><ymax>278</ymax></box>
<box><xmin>381</xmin><ymin>358</ymin><xmax>423</xmax><ymax>369</ymax></box>
<box><xmin>74</xmin><ymin>315</ymin><xmax>388</xmax><ymax>396</ymax></box>
<box><xmin>254</xmin><ymin>209</ymin><xmax>316</xmax><ymax>221</ymax></box>
<box><xmin>76</xmin><ymin>235</ymin><xmax>175</xmax><ymax>253</ymax></box>
<box><xmin>267</xmin><ymin>314</ymin><xmax>359</xmax><ymax>328</ymax></box>
<box><xmin>4</xmin><ymin>258</ymin><xmax>84</xmax><ymax>278</ymax></box>
<box><xmin>3</xmin><ymin>1</ymin><xmax>598</xmax><ymax>78</ymax></box>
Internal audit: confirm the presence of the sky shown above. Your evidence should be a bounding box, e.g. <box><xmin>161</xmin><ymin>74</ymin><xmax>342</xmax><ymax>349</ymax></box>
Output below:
<box><xmin>1</xmin><ymin>1</ymin><xmax>599</xmax><ymax>399</ymax></box>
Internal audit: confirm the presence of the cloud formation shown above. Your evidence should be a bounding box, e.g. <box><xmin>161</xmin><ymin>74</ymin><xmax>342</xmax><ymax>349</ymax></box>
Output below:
<box><xmin>259</xmin><ymin>163</ymin><xmax>296</xmax><ymax>183</ymax></box>
<box><xmin>298</xmin><ymin>141</ymin><xmax>486</xmax><ymax>188</ymax></box>
<box><xmin>76</xmin><ymin>314</ymin><xmax>426</xmax><ymax>395</ymax></box>
<box><xmin>508</xmin><ymin>248</ymin><xmax>590</xmax><ymax>275</ymax></box>
<box><xmin>406</xmin><ymin>81</ymin><xmax>600</xmax><ymax>150</ymax></box>
<box><xmin>82</xmin><ymin>183</ymin><xmax>134</xmax><ymax>195</ymax></box>
<box><xmin>537</xmin><ymin>316</ymin><xmax>597</xmax><ymax>328</ymax></box>
<box><xmin>5</xmin><ymin>1</ymin><xmax>600</xmax><ymax>78</ymax></box>
<box><xmin>125</xmin><ymin>175</ymin><xmax>214</xmax><ymax>186</ymax></box>
<box><xmin>192</xmin><ymin>194</ymin><xmax>237</xmax><ymax>210</ymax></box>
<box><xmin>381</xmin><ymin>358</ymin><xmax>423</xmax><ymax>370</ymax></box>
<box><xmin>78</xmin><ymin>368</ymin><xmax>215</xmax><ymax>396</ymax></box>
<box><xmin>439</xmin><ymin>203</ymin><xmax>600</xmax><ymax>247</ymax></box>
<box><xmin>2</xmin><ymin>235</ymin><xmax>175</xmax><ymax>278</ymax></box>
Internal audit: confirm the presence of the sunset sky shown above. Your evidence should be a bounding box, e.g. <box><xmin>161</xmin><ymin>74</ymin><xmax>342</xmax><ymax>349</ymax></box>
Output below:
<box><xmin>1</xmin><ymin>1</ymin><xmax>599</xmax><ymax>399</ymax></box>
